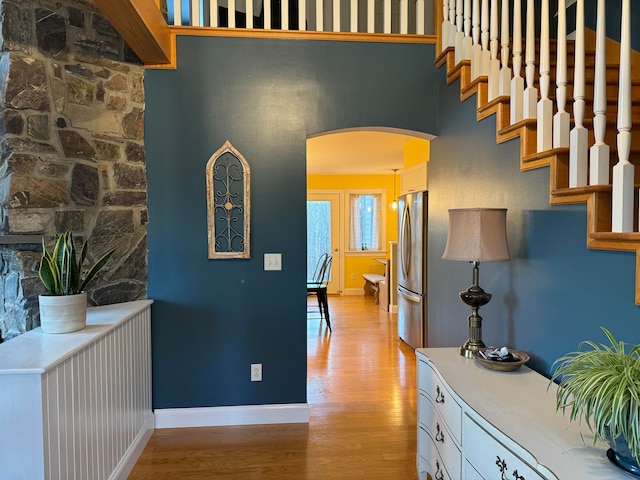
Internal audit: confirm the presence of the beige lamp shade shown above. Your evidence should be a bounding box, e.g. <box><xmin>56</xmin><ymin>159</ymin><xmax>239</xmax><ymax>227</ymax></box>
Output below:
<box><xmin>442</xmin><ymin>208</ymin><xmax>510</xmax><ymax>262</ymax></box>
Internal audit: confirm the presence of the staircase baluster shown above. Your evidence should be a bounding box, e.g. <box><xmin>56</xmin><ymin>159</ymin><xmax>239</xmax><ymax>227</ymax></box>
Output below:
<box><xmin>350</xmin><ymin>0</ymin><xmax>357</xmax><ymax>33</ymax></box>
<box><xmin>488</xmin><ymin>0</ymin><xmax>500</xmax><ymax>99</ymax></box>
<box><xmin>455</xmin><ymin>0</ymin><xmax>464</xmax><ymax>63</ymax></box>
<box><xmin>463</xmin><ymin>0</ymin><xmax>472</xmax><ymax>59</ymax></box>
<box><xmin>449</xmin><ymin>0</ymin><xmax>457</xmax><ymax>49</ymax></box>
<box><xmin>442</xmin><ymin>0</ymin><xmax>451</xmax><ymax>50</ymax></box>
<box><xmin>498</xmin><ymin>0</ymin><xmax>510</xmax><ymax>96</ymax></box>
<box><xmin>510</xmin><ymin>0</ymin><xmax>524</xmax><ymax>124</ymax></box>
<box><xmin>228</xmin><ymin>0</ymin><xmax>236</xmax><ymax>27</ymax></box>
<box><xmin>247</xmin><ymin>0</ymin><xmax>255</xmax><ymax>28</ymax></box>
<box><xmin>612</xmin><ymin>0</ymin><xmax>634</xmax><ymax>232</ymax></box>
<box><xmin>480</xmin><ymin>0</ymin><xmax>490</xmax><ymax>76</ymax></box>
<box><xmin>367</xmin><ymin>0</ymin><xmax>374</xmax><ymax>33</ymax></box>
<box><xmin>191</xmin><ymin>0</ymin><xmax>202</xmax><ymax>26</ymax></box>
<box><xmin>332</xmin><ymin>0</ymin><xmax>339</xmax><ymax>32</ymax></box>
<box><xmin>471</xmin><ymin>0</ymin><xmax>482</xmax><ymax>80</ymax></box>
<box><xmin>416</xmin><ymin>0</ymin><xmax>425</xmax><ymax>34</ymax></box>
<box><xmin>265</xmin><ymin>0</ymin><xmax>272</xmax><ymax>29</ymax></box>
<box><xmin>384</xmin><ymin>0</ymin><xmax>391</xmax><ymax>33</ymax></box>
<box><xmin>537</xmin><ymin>0</ymin><xmax>552</xmax><ymax>151</ymax></box>
<box><xmin>553</xmin><ymin>0</ymin><xmax>569</xmax><ymax>148</ymax></box>
<box><xmin>569</xmin><ymin>0</ymin><xmax>588</xmax><ymax>187</ymax></box>
<box><xmin>589</xmin><ymin>0</ymin><xmax>610</xmax><ymax>185</ymax></box>
<box><xmin>400</xmin><ymin>0</ymin><xmax>408</xmax><ymax>33</ymax></box>
<box><xmin>523</xmin><ymin>0</ymin><xmax>537</xmax><ymax>119</ymax></box>
<box><xmin>471</xmin><ymin>0</ymin><xmax>481</xmax><ymax>79</ymax></box>
<box><xmin>174</xmin><ymin>0</ymin><xmax>182</xmax><ymax>26</ymax></box>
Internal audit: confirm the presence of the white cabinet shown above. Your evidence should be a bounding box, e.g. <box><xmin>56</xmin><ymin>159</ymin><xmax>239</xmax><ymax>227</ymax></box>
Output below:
<box><xmin>416</xmin><ymin>348</ymin><xmax>631</xmax><ymax>480</ymax></box>
<box><xmin>401</xmin><ymin>162</ymin><xmax>428</xmax><ymax>194</ymax></box>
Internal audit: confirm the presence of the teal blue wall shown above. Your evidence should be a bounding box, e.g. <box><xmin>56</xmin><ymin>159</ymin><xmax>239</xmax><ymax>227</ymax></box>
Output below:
<box><xmin>145</xmin><ymin>34</ymin><xmax>640</xmax><ymax>410</ymax></box>
<box><xmin>145</xmin><ymin>37</ymin><xmax>438</xmax><ymax>408</ymax></box>
<box><xmin>428</xmin><ymin>67</ymin><xmax>640</xmax><ymax>375</ymax></box>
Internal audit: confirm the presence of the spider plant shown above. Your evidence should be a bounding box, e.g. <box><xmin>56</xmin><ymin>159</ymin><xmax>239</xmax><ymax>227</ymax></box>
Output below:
<box><xmin>39</xmin><ymin>232</ymin><xmax>115</xmax><ymax>296</ymax></box>
<box><xmin>551</xmin><ymin>327</ymin><xmax>640</xmax><ymax>464</ymax></box>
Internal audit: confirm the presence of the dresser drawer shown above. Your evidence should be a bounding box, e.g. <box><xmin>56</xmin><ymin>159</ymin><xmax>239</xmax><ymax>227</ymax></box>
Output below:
<box><xmin>418</xmin><ymin>427</ymin><xmax>454</xmax><ymax>480</ymax></box>
<box><xmin>464</xmin><ymin>415</ymin><xmax>546</xmax><ymax>480</ymax></box>
<box><xmin>418</xmin><ymin>360</ymin><xmax>462</xmax><ymax>444</ymax></box>
<box><xmin>418</xmin><ymin>393</ymin><xmax>462</xmax><ymax>478</ymax></box>
<box><xmin>464</xmin><ymin>460</ymin><xmax>485</xmax><ymax>480</ymax></box>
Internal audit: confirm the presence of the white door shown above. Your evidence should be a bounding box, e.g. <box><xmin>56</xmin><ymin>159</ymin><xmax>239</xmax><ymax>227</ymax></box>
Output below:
<box><xmin>307</xmin><ymin>192</ymin><xmax>341</xmax><ymax>294</ymax></box>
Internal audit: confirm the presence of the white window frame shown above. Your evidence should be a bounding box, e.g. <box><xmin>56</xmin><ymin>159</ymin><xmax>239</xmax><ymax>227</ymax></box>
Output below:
<box><xmin>344</xmin><ymin>189</ymin><xmax>387</xmax><ymax>256</ymax></box>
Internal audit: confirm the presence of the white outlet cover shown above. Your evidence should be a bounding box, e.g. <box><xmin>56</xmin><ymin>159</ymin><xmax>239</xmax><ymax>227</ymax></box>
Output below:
<box><xmin>251</xmin><ymin>363</ymin><xmax>262</xmax><ymax>381</ymax></box>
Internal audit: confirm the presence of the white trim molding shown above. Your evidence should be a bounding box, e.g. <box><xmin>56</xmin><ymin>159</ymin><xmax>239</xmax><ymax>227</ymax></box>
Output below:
<box><xmin>154</xmin><ymin>403</ymin><xmax>310</xmax><ymax>429</ymax></box>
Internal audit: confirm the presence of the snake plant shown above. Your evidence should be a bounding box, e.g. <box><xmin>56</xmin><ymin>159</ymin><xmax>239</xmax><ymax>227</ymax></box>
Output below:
<box><xmin>551</xmin><ymin>327</ymin><xmax>640</xmax><ymax>463</ymax></box>
<box><xmin>39</xmin><ymin>232</ymin><xmax>115</xmax><ymax>296</ymax></box>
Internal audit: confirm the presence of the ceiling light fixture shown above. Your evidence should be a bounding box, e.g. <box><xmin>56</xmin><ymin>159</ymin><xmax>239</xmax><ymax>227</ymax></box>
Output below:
<box><xmin>391</xmin><ymin>169</ymin><xmax>399</xmax><ymax>211</ymax></box>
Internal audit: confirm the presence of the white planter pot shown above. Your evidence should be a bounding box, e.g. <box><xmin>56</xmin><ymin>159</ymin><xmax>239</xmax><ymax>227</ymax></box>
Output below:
<box><xmin>39</xmin><ymin>292</ymin><xmax>88</xmax><ymax>334</ymax></box>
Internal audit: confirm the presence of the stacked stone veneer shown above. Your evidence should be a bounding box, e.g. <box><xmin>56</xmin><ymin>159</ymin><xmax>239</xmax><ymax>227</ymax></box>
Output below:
<box><xmin>0</xmin><ymin>0</ymin><xmax>148</xmax><ymax>341</ymax></box>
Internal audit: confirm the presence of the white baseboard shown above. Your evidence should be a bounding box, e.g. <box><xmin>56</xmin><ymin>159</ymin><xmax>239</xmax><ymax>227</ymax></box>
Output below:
<box><xmin>110</xmin><ymin>413</ymin><xmax>155</xmax><ymax>480</ymax></box>
<box><xmin>154</xmin><ymin>403</ymin><xmax>310</xmax><ymax>429</ymax></box>
<box><xmin>343</xmin><ymin>288</ymin><xmax>365</xmax><ymax>296</ymax></box>
<box><xmin>389</xmin><ymin>304</ymin><xmax>397</xmax><ymax>313</ymax></box>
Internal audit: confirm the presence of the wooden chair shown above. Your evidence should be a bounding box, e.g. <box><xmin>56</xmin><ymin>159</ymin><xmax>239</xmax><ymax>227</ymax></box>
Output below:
<box><xmin>307</xmin><ymin>254</ymin><xmax>332</xmax><ymax>331</ymax></box>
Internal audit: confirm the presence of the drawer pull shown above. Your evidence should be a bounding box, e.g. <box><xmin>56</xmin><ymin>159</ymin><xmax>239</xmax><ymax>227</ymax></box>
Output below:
<box><xmin>434</xmin><ymin>459</ymin><xmax>445</xmax><ymax>480</ymax></box>
<box><xmin>496</xmin><ymin>456</ymin><xmax>509</xmax><ymax>480</ymax></box>
<box><xmin>435</xmin><ymin>423</ymin><xmax>445</xmax><ymax>443</ymax></box>
<box><xmin>512</xmin><ymin>469</ymin><xmax>525</xmax><ymax>480</ymax></box>
<box><xmin>435</xmin><ymin>385</ymin><xmax>445</xmax><ymax>404</ymax></box>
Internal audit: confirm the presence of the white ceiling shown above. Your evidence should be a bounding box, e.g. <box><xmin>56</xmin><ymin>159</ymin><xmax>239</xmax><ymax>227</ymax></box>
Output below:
<box><xmin>306</xmin><ymin>128</ymin><xmax>434</xmax><ymax>175</ymax></box>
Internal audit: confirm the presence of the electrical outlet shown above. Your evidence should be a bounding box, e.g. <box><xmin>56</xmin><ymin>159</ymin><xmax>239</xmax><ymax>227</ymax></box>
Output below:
<box><xmin>251</xmin><ymin>363</ymin><xmax>262</xmax><ymax>382</ymax></box>
<box><xmin>351</xmin><ymin>273</ymin><xmax>356</xmax><ymax>280</ymax></box>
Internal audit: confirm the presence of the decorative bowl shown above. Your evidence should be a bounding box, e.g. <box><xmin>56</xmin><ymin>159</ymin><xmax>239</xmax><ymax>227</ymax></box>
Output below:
<box><xmin>474</xmin><ymin>348</ymin><xmax>530</xmax><ymax>372</ymax></box>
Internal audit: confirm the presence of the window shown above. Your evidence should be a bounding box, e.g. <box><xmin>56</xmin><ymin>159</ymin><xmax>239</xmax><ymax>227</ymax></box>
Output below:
<box><xmin>349</xmin><ymin>192</ymin><xmax>383</xmax><ymax>251</ymax></box>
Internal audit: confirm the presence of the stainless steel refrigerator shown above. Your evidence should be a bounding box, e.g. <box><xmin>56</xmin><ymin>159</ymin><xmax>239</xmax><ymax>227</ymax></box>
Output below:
<box><xmin>397</xmin><ymin>191</ymin><xmax>428</xmax><ymax>349</ymax></box>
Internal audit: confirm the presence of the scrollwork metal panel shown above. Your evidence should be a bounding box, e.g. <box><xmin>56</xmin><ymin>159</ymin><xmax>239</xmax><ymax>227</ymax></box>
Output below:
<box><xmin>206</xmin><ymin>140</ymin><xmax>250</xmax><ymax>259</ymax></box>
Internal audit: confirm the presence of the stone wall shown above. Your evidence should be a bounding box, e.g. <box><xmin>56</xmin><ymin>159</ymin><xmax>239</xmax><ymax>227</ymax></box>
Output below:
<box><xmin>0</xmin><ymin>0</ymin><xmax>147</xmax><ymax>341</ymax></box>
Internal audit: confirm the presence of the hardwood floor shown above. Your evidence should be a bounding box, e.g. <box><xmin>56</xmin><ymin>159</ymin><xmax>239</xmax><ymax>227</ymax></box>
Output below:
<box><xmin>128</xmin><ymin>295</ymin><xmax>418</xmax><ymax>479</ymax></box>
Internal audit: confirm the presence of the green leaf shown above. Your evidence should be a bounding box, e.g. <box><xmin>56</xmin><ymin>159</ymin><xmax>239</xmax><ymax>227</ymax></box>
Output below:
<box><xmin>39</xmin><ymin>232</ymin><xmax>115</xmax><ymax>297</ymax></box>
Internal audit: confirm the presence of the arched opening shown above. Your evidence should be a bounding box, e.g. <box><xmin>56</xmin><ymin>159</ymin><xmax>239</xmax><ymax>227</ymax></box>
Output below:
<box><xmin>306</xmin><ymin>126</ymin><xmax>434</xmax><ymax>311</ymax></box>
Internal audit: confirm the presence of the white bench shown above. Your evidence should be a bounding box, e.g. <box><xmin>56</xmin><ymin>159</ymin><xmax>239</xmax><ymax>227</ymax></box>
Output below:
<box><xmin>362</xmin><ymin>273</ymin><xmax>385</xmax><ymax>303</ymax></box>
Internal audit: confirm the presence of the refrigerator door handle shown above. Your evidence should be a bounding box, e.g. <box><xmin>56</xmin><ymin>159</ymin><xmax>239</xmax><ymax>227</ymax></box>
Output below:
<box><xmin>400</xmin><ymin>202</ymin><xmax>411</xmax><ymax>278</ymax></box>
<box><xmin>397</xmin><ymin>286</ymin><xmax>421</xmax><ymax>303</ymax></box>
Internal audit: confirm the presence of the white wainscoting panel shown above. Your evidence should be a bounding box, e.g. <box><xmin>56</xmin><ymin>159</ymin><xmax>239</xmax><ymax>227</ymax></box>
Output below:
<box><xmin>0</xmin><ymin>300</ymin><xmax>154</xmax><ymax>480</ymax></box>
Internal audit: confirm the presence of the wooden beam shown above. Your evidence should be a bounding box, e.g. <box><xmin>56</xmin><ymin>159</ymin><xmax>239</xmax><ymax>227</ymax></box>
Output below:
<box><xmin>94</xmin><ymin>0</ymin><xmax>172</xmax><ymax>65</ymax></box>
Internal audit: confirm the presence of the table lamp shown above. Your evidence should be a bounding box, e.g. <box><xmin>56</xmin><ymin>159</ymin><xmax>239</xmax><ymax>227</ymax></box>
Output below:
<box><xmin>442</xmin><ymin>208</ymin><xmax>510</xmax><ymax>358</ymax></box>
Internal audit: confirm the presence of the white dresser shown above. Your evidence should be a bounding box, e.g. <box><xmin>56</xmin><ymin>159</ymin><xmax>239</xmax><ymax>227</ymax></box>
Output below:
<box><xmin>416</xmin><ymin>348</ymin><xmax>632</xmax><ymax>480</ymax></box>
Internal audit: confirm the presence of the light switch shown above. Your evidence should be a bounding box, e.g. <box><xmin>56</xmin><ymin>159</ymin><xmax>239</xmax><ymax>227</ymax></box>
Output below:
<box><xmin>264</xmin><ymin>253</ymin><xmax>282</xmax><ymax>271</ymax></box>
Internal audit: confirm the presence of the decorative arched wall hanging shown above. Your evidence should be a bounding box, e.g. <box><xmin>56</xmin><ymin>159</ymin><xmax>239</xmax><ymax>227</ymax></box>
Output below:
<box><xmin>206</xmin><ymin>140</ymin><xmax>250</xmax><ymax>259</ymax></box>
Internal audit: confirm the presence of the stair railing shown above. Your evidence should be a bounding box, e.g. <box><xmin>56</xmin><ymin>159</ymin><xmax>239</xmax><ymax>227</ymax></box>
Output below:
<box><xmin>170</xmin><ymin>0</ymin><xmax>435</xmax><ymax>34</ymax></box>
<box><xmin>442</xmin><ymin>0</ymin><xmax>634</xmax><ymax>234</ymax></box>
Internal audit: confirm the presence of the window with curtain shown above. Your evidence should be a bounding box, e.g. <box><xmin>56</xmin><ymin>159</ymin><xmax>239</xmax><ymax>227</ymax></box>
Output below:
<box><xmin>349</xmin><ymin>193</ymin><xmax>381</xmax><ymax>251</ymax></box>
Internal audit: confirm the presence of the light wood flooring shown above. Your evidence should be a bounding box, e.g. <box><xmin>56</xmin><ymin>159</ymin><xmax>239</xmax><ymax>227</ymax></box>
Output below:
<box><xmin>128</xmin><ymin>295</ymin><xmax>418</xmax><ymax>479</ymax></box>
